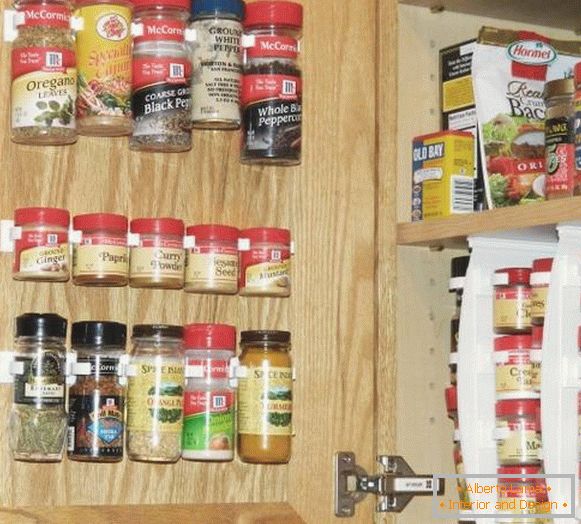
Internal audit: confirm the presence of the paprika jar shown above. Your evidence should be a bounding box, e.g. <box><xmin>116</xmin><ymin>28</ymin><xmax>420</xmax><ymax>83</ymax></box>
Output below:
<box><xmin>530</xmin><ymin>258</ymin><xmax>552</xmax><ymax>326</ymax></box>
<box><xmin>494</xmin><ymin>335</ymin><xmax>534</xmax><ymax>398</ymax></box>
<box><xmin>496</xmin><ymin>399</ymin><xmax>541</xmax><ymax>466</ymax></box>
<box><xmin>530</xmin><ymin>325</ymin><xmax>543</xmax><ymax>393</ymax></box>
<box><xmin>129</xmin><ymin>218</ymin><xmax>185</xmax><ymax>289</ymax></box>
<box><xmin>67</xmin><ymin>321</ymin><xmax>126</xmax><ymax>462</ymax></box>
<box><xmin>497</xmin><ymin>466</ymin><xmax>548</xmax><ymax>522</ymax></box>
<box><xmin>445</xmin><ymin>385</ymin><xmax>458</xmax><ymax>429</ymax></box>
<box><xmin>184</xmin><ymin>224</ymin><xmax>239</xmax><ymax>295</ymax></box>
<box><xmin>182</xmin><ymin>323</ymin><xmax>236</xmax><ymax>461</ymax></box>
<box><xmin>13</xmin><ymin>207</ymin><xmax>70</xmax><ymax>282</ymax></box>
<box><xmin>72</xmin><ymin>213</ymin><xmax>129</xmax><ymax>286</ymax></box>
<box><xmin>238</xmin><ymin>330</ymin><xmax>293</xmax><ymax>464</ymax></box>
<box><xmin>239</xmin><ymin>227</ymin><xmax>291</xmax><ymax>297</ymax></box>
<box><xmin>493</xmin><ymin>267</ymin><xmax>532</xmax><ymax>334</ymax></box>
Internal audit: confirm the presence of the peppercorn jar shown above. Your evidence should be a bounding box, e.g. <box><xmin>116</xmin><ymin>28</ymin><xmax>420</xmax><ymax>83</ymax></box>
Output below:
<box><xmin>11</xmin><ymin>0</ymin><xmax>77</xmax><ymax>145</ymax></box>
<box><xmin>184</xmin><ymin>224</ymin><xmax>239</xmax><ymax>294</ymax></box>
<box><xmin>494</xmin><ymin>335</ymin><xmax>534</xmax><ymax>398</ymax></box>
<box><xmin>189</xmin><ymin>0</ymin><xmax>244</xmax><ymax>129</ymax></box>
<box><xmin>129</xmin><ymin>218</ymin><xmax>185</xmax><ymax>289</ymax></box>
<box><xmin>182</xmin><ymin>323</ymin><xmax>236</xmax><ymax>461</ymax></box>
<box><xmin>241</xmin><ymin>1</ymin><xmax>303</xmax><ymax>165</ymax></box>
<box><xmin>530</xmin><ymin>258</ymin><xmax>552</xmax><ymax>326</ymax></box>
<box><xmin>130</xmin><ymin>0</ymin><xmax>192</xmax><ymax>152</ymax></box>
<box><xmin>531</xmin><ymin>325</ymin><xmax>543</xmax><ymax>393</ymax></box>
<box><xmin>13</xmin><ymin>207</ymin><xmax>70</xmax><ymax>282</ymax></box>
<box><xmin>9</xmin><ymin>313</ymin><xmax>68</xmax><ymax>462</ymax></box>
<box><xmin>238</xmin><ymin>330</ymin><xmax>292</xmax><ymax>464</ymax></box>
<box><xmin>126</xmin><ymin>324</ymin><xmax>184</xmax><ymax>462</ymax></box>
<box><xmin>493</xmin><ymin>267</ymin><xmax>532</xmax><ymax>335</ymax></box>
<box><xmin>496</xmin><ymin>399</ymin><xmax>541</xmax><ymax>466</ymax></box>
<box><xmin>239</xmin><ymin>227</ymin><xmax>291</xmax><ymax>297</ymax></box>
<box><xmin>72</xmin><ymin>213</ymin><xmax>129</xmax><ymax>287</ymax></box>
<box><xmin>68</xmin><ymin>321</ymin><xmax>126</xmax><ymax>462</ymax></box>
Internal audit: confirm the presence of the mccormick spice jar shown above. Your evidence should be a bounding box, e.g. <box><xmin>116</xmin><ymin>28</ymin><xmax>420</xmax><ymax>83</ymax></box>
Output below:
<box><xmin>530</xmin><ymin>258</ymin><xmax>552</xmax><ymax>325</ymax></box>
<box><xmin>241</xmin><ymin>1</ymin><xmax>303</xmax><ymax>165</ymax></box>
<box><xmin>72</xmin><ymin>213</ymin><xmax>129</xmax><ymax>286</ymax></box>
<box><xmin>239</xmin><ymin>227</ymin><xmax>291</xmax><ymax>297</ymax></box>
<box><xmin>493</xmin><ymin>267</ymin><xmax>532</xmax><ymax>334</ymax></box>
<box><xmin>238</xmin><ymin>330</ymin><xmax>292</xmax><ymax>464</ymax></box>
<box><xmin>184</xmin><ymin>224</ymin><xmax>239</xmax><ymax>294</ymax></box>
<box><xmin>130</xmin><ymin>0</ymin><xmax>192</xmax><ymax>152</ymax></box>
<box><xmin>497</xmin><ymin>466</ymin><xmax>548</xmax><ymax>519</ymax></box>
<box><xmin>68</xmin><ymin>321</ymin><xmax>126</xmax><ymax>462</ymax></box>
<box><xmin>190</xmin><ymin>0</ymin><xmax>245</xmax><ymax>129</ymax></box>
<box><xmin>544</xmin><ymin>78</ymin><xmax>575</xmax><ymax>199</ymax></box>
<box><xmin>10</xmin><ymin>0</ymin><xmax>77</xmax><ymax>145</ymax></box>
<box><xmin>13</xmin><ymin>207</ymin><xmax>70</xmax><ymax>282</ymax></box>
<box><xmin>531</xmin><ymin>325</ymin><xmax>543</xmax><ymax>392</ymax></box>
<box><xmin>182</xmin><ymin>323</ymin><xmax>236</xmax><ymax>461</ymax></box>
<box><xmin>74</xmin><ymin>0</ymin><xmax>132</xmax><ymax>136</ymax></box>
<box><xmin>9</xmin><ymin>313</ymin><xmax>68</xmax><ymax>462</ymax></box>
<box><xmin>127</xmin><ymin>324</ymin><xmax>184</xmax><ymax>463</ymax></box>
<box><xmin>496</xmin><ymin>398</ymin><xmax>541</xmax><ymax>466</ymax></box>
<box><xmin>494</xmin><ymin>335</ymin><xmax>533</xmax><ymax>397</ymax></box>
<box><xmin>129</xmin><ymin>218</ymin><xmax>185</xmax><ymax>289</ymax></box>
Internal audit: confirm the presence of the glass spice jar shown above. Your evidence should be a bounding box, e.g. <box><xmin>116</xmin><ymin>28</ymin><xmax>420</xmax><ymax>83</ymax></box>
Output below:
<box><xmin>493</xmin><ymin>267</ymin><xmax>532</xmax><ymax>335</ymax></box>
<box><xmin>544</xmin><ymin>78</ymin><xmax>575</xmax><ymax>200</ymax></box>
<box><xmin>130</xmin><ymin>0</ymin><xmax>192</xmax><ymax>152</ymax></box>
<box><xmin>240</xmin><ymin>0</ymin><xmax>303</xmax><ymax>165</ymax></box>
<box><xmin>127</xmin><ymin>324</ymin><xmax>184</xmax><ymax>463</ymax></box>
<box><xmin>445</xmin><ymin>385</ymin><xmax>458</xmax><ymax>429</ymax></box>
<box><xmin>11</xmin><ymin>0</ymin><xmax>77</xmax><ymax>145</ymax></box>
<box><xmin>530</xmin><ymin>258</ymin><xmax>552</xmax><ymax>326</ymax></box>
<box><xmin>530</xmin><ymin>325</ymin><xmax>543</xmax><ymax>393</ymax></box>
<box><xmin>184</xmin><ymin>224</ymin><xmax>239</xmax><ymax>295</ymax></box>
<box><xmin>238</xmin><ymin>330</ymin><xmax>293</xmax><ymax>464</ymax></box>
<box><xmin>182</xmin><ymin>323</ymin><xmax>236</xmax><ymax>461</ymax></box>
<box><xmin>129</xmin><ymin>218</ymin><xmax>185</xmax><ymax>289</ymax></box>
<box><xmin>13</xmin><ymin>207</ymin><xmax>70</xmax><ymax>282</ymax></box>
<box><xmin>497</xmin><ymin>466</ymin><xmax>548</xmax><ymax>523</ymax></box>
<box><xmin>494</xmin><ymin>335</ymin><xmax>534</xmax><ymax>398</ymax></box>
<box><xmin>190</xmin><ymin>0</ymin><xmax>245</xmax><ymax>129</ymax></box>
<box><xmin>72</xmin><ymin>213</ymin><xmax>129</xmax><ymax>287</ymax></box>
<box><xmin>9</xmin><ymin>313</ymin><xmax>68</xmax><ymax>462</ymax></box>
<box><xmin>239</xmin><ymin>227</ymin><xmax>291</xmax><ymax>297</ymax></box>
<box><xmin>68</xmin><ymin>321</ymin><xmax>126</xmax><ymax>462</ymax></box>
<box><xmin>74</xmin><ymin>0</ymin><xmax>133</xmax><ymax>136</ymax></box>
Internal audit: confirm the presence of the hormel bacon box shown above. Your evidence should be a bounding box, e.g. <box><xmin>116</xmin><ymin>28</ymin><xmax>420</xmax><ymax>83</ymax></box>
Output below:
<box><xmin>411</xmin><ymin>131</ymin><xmax>475</xmax><ymax>222</ymax></box>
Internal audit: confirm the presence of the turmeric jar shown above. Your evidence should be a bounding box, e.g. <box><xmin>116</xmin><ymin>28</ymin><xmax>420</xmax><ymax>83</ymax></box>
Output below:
<box><xmin>238</xmin><ymin>330</ymin><xmax>292</xmax><ymax>464</ymax></box>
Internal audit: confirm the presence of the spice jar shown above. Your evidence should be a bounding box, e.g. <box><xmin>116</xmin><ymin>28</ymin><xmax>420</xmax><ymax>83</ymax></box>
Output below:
<box><xmin>496</xmin><ymin>399</ymin><xmax>541</xmax><ymax>466</ymax></box>
<box><xmin>238</xmin><ymin>330</ymin><xmax>292</xmax><ymax>464</ymax></box>
<box><xmin>445</xmin><ymin>385</ymin><xmax>458</xmax><ymax>429</ymax></box>
<box><xmin>72</xmin><ymin>213</ymin><xmax>129</xmax><ymax>286</ymax></box>
<box><xmin>129</xmin><ymin>218</ymin><xmax>185</xmax><ymax>289</ymax></box>
<box><xmin>493</xmin><ymin>267</ymin><xmax>532</xmax><ymax>334</ymax></box>
<box><xmin>74</xmin><ymin>0</ymin><xmax>132</xmax><ymax>136</ymax></box>
<box><xmin>68</xmin><ymin>321</ymin><xmax>126</xmax><ymax>462</ymax></box>
<box><xmin>190</xmin><ymin>0</ymin><xmax>245</xmax><ymax>129</ymax></box>
<box><xmin>130</xmin><ymin>0</ymin><xmax>192</xmax><ymax>152</ymax></box>
<box><xmin>574</xmin><ymin>64</ymin><xmax>581</xmax><ymax>195</ymax></box>
<box><xmin>449</xmin><ymin>256</ymin><xmax>469</xmax><ymax>384</ymax></box>
<box><xmin>184</xmin><ymin>224</ymin><xmax>239</xmax><ymax>294</ymax></box>
<box><xmin>239</xmin><ymin>227</ymin><xmax>291</xmax><ymax>297</ymax></box>
<box><xmin>530</xmin><ymin>325</ymin><xmax>543</xmax><ymax>393</ymax></box>
<box><xmin>494</xmin><ymin>335</ymin><xmax>534</xmax><ymax>398</ymax></box>
<box><xmin>11</xmin><ymin>0</ymin><xmax>77</xmax><ymax>145</ymax></box>
<box><xmin>13</xmin><ymin>207</ymin><xmax>70</xmax><ymax>282</ymax></box>
<box><xmin>241</xmin><ymin>1</ymin><xmax>303</xmax><ymax>165</ymax></box>
<box><xmin>530</xmin><ymin>258</ymin><xmax>552</xmax><ymax>326</ymax></box>
<box><xmin>9</xmin><ymin>313</ymin><xmax>68</xmax><ymax>462</ymax></box>
<box><xmin>544</xmin><ymin>78</ymin><xmax>575</xmax><ymax>200</ymax></box>
<box><xmin>182</xmin><ymin>323</ymin><xmax>236</xmax><ymax>461</ymax></box>
<box><xmin>497</xmin><ymin>466</ymin><xmax>548</xmax><ymax>521</ymax></box>
<box><xmin>127</xmin><ymin>324</ymin><xmax>184</xmax><ymax>463</ymax></box>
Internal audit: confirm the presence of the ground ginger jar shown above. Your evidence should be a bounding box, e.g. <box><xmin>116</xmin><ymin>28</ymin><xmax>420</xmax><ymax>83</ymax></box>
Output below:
<box><xmin>493</xmin><ymin>268</ymin><xmax>532</xmax><ymax>335</ymax></box>
<box><xmin>496</xmin><ymin>399</ymin><xmax>541</xmax><ymax>467</ymax></box>
<box><xmin>494</xmin><ymin>335</ymin><xmax>534</xmax><ymax>398</ymax></box>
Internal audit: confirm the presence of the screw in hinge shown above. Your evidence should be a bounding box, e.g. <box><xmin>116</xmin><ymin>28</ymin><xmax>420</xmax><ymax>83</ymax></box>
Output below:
<box><xmin>430</xmin><ymin>4</ymin><xmax>445</xmax><ymax>14</ymax></box>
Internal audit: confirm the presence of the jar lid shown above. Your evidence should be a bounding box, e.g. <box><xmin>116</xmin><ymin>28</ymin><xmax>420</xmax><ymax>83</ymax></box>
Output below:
<box><xmin>131</xmin><ymin>218</ymin><xmax>185</xmax><ymax>236</ymax></box>
<box><xmin>494</xmin><ymin>267</ymin><xmax>531</xmax><ymax>285</ymax></box>
<box><xmin>532</xmin><ymin>325</ymin><xmax>543</xmax><ymax>348</ymax></box>
<box><xmin>495</xmin><ymin>398</ymin><xmax>539</xmax><ymax>417</ymax></box>
<box><xmin>134</xmin><ymin>0</ymin><xmax>191</xmax><ymax>9</ymax></box>
<box><xmin>494</xmin><ymin>335</ymin><xmax>532</xmax><ymax>351</ymax></box>
<box><xmin>132</xmin><ymin>324</ymin><xmax>183</xmax><ymax>339</ymax></box>
<box><xmin>186</xmin><ymin>224</ymin><xmax>239</xmax><ymax>242</ymax></box>
<box><xmin>16</xmin><ymin>313</ymin><xmax>67</xmax><ymax>339</ymax></box>
<box><xmin>244</xmin><ymin>1</ymin><xmax>302</xmax><ymax>30</ymax></box>
<box><xmin>241</xmin><ymin>227</ymin><xmax>291</xmax><ymax>244</ymax></box>
<box><xmin>445</xmin><ymin>386</ymin><xmax>457</xmax><ymax>412</ymax></box>
<box><xmin>451</xmin><ymin>256</ymin><xmax>470</xmax><ymax>279</ymax></box>
<box><xmin>73</xmin><ymin>213</ymin><xmax>128</xmax><ymax>231</ymax></box>
<box><xmin>544</xmin><ymin>78</ymin><xmax>575</xmax><ymax>99</ymax></box>
<box><xmin>15</xmin><ymin>207</ymin><xmax>69</xmax><ymax>227</ymax></box>
<box><xmin>184</xmin><ymin>323</ymin><xmax>236</xmax><ymax>349</ymax></box>
<box><xmin>240</xmin><ymin>330</ymin><xmax>291</xmax><ymax>344</ymax></box>
<box><xmin>532</xmin><ymin>257</ymin><xmax>553</xmax><ymax>273</ymax></box>
<box><xmin>72</xmin><ymin>321</ymin><xmax>127</xmax><ymax>348</ymax></box>
<box><xmin>192</xmin><ymin>0</ymin><xmax>245</xmax><ymax>19</ymax></box>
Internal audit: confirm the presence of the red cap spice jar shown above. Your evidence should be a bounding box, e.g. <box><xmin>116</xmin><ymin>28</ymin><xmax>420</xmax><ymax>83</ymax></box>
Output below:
<box><xmin>530</xmin><ymin>258</ymin><xmax>552</xmax><ymax>326</ymax></box>
<box><xmin>72</xmin><ymin>213</ymin><xmax>129</xmax><ymax>287</ymax></box>
<box><xmin>129</xmin><ymin>218</ymin><xmax>185</xmax><ymax>289</ymax></box>
<box><xmin>493</xmin><ymin>267</ymin><xmax>532</xmax><ymax>335</ymax></box>
<box><xmin>184</xmin><ymin>224</ymin><xmax>239</xmax><ymax>295</ymax></box>
<box><xmin>497</xmin><ymin>466</ymin><xmax>548</xmax><ymax>517</ymax></box>
<box><xmin>445</xmin><ymin>385</ymin><xmax>458</xmax><ymax>429</ymax></box>
<box><xmin>182</xmin><ymin>323</ymin><xmax>236</xmax><ymax>461</ymax></box>
<box><xmin>495</xmin><ymin>399</ymin><xmax>541</xmax><ymax>466</ymax></box>
<box><xmin>13</xmin><ymin>207</ymin><xmax>70</xmax><ymax>282</ymax></box>
<box><xmin>530</xmin><ymin>325</ymin><xmax>543</xmax><ymax>393</ymax></box>
<box><xmin>494</xmin><ymin>335</ymin><xmax>535</xmax><ymax>398</ymax></box>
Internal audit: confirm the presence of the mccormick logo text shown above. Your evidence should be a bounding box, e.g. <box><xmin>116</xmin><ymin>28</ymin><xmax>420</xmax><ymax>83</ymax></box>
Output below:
<box><xmin>507</xmin><ymin>40</ymin><xmax>557</xmax><ymax>66</ymax></box>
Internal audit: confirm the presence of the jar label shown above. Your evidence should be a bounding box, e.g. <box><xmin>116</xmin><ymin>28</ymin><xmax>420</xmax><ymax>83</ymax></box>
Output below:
<box><xmin>191</xmin><ymin>18</ymin><xmax>242</xmax><ymax>123</ymax></box>
<box><xmin>240</xmin><ymin>247</ymin><xmax>291</xmax><ymax>294</ymax></box>
<box><xmin>182</xmin><ymin>389</ymin><xmax>234</xmax><ymax>452</ymax></box>
<box><xmin>247</xmin><ymin>36</ymin><xmax>299</xmax><ymax>60</ymax></box>
<box><xmin>73</xmin><ymin>243</ymin><xmax>129</xmax><ymax>277</ymax></box>
<box><xmin>185</xmin><ymin>252</ymin><xmax>238</xmax><ymax>288</ymax></box>
<box><xmin>496</xmin><ymin>356</ymin><xmax>533</xmax><ymax>393</ymax></box>
<box><xmin>545</xmin><ymin>116</ymin><xmax>575</xmax><ymax>196</ymax></box>
<box><xmin>14</xmin><ymin>352</ymin><xmax>65</xmax><ymax>406</ymax></box>
<box><xmin>74</xmin><ymin>4</ymin><xmax>132</xmax><ymax>119</ymax></box>
<box><xmin>497</xmin><ymin>421</ymin><xmax>541</xmax><ymax>463</ymax></box>
<box><xmin>14</xmin><ymin>230</ymin><xmax>69</xmax><ymax>276</ymax></box>
<box><xmin>531</xmin><ymin>285</ymin><xmax>548</xmax><ymax>320</ymax></box>
<box><xmin>18</xmin><ymin>5</ymin><xmax>71</xmax><ymax>28</ymax></box>
<box><xmin>494</xmin><ymin>289</ymin><xmax>532</xmax><ymax>330</ymax></box>
<box><xmin>11</xmin><ymin>47</ymin><xmax>76</xmax><ymax>130</ymax></box>
<box><xmin>130</xmin><ymin>246</ymin><xmax>185</xmax><ymax>280</ymax></box>
<box><xmin>187</xmin><ymin>358</ymin><xmax>230</xmax><ymax>379</ymax></box>
<box><xmin>76</xmin><ymin>355</ymin><xmax>121</xmax><ymax>376</ymax></box>
<box><xmin>238</xmin><ymin>365</ymin><xmax>292</xmax><ymax>436</ymax></box>
<box><xmin>135</xmin><ymin>18</ymin><xmax>186</xmax><ymax>43</ymax></box>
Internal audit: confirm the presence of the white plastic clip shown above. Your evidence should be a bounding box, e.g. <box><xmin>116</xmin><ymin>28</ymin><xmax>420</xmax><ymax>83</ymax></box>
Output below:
<box><xmin>127</xmin><ymin>232</ymin><xmax>140</xmax><ymax>247</ymax></box>
<box><xmin>0</xmin><ymin>352</ymin><xmax>17</xmax><ymax>383</ymax></box>
<box><xmin>130</xmin><ymin>22</ymin><xmax>143</xmax><ymax>37</ymax></box>
<box><xmin>0</xmin><ymin>220</ymin><xmax>16</xmax><ymax>253</ymax></box>
<box><xmin>228</xmin><ymin>357</ymin><xmax>241</xmax><ymax>387</ymax></box>
<box><xmin>118</xmin><ymin>354</ymin><xmax>130</xmax><ymax>386</ymax></box>
<box><xmin>290</xmin><ymin>241</ymin><xmax>296</xmax><ymax>255</ymax></box>
<box><xmin>238</xmin><ymin>238</ymin><xmax>250</xmax><ymax>251</ymax></box>
<box><xmin>185</xmin><ymin>27</ymin><xmax>196</xmax><ymax>42</ymax></box>
<box><xmin>530</xmin><ymin>349</ymin><xmax>542</xmax><ymax>364</ymax></box>
<box><xmin>3</xmin><ymin>10</ymin><xmax>19</xmax><ymax>43</ymax></box>
<box><xmin>241</xmin><ymin>34</ymin><xmax>255</xmax><ymax>48</ymax></box>
<box><xmin>69</xmin><ymin>229</ymin><xmax>83</xmax><ymax>244</ymax></box>
<box><xmin>185</xmin><ymin>364</ymin><xmax>205</xmax><ymax>378</ymax></box>
<box><xmin>292</xmin><ymin>367</ymin><xmax>297</xmax><ymax>381</ymax></box>
<box><xmin>70</xmin><ymin>15</ymin><xmax>84</xmax><ymax>32</ymax></box>
<box><xmin>183</xmin><ymin>235</ymin><xmax>196</xmax><ymax>249</ymax></box>
<box><xmin>124</xmin><ymin>364</ymin><xmax>138</xmax><ymax>378</ymax></box>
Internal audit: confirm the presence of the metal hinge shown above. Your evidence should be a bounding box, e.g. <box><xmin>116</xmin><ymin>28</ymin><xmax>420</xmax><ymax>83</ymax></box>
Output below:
<box><xmin>334</xmin><ymin>452</ymin><xmax>445</xmax><ymax>517</ymax></box>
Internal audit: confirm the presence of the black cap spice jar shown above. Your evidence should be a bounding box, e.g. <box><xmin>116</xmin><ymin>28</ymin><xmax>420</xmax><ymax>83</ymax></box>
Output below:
<box><xmin>493</xmin><ymin>267</ymin><xmax>532</xmax><ymax>335</ymax></box>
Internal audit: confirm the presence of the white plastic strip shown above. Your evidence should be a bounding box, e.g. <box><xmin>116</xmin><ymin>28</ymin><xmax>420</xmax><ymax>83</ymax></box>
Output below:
<box><xmin>70</xmin><ymin>15</ymin><xmax>83</xmax><ymax>31</ymax></box>
<box><xmin>530</xmin><ymin>271</ymin><xmax>551</xmax><ymax>286</ymax></box>
<box><xmin>3</xmin><ymin>10</ymin><xmax>19</xmax><ymax>42</ymax></box>
<box><xmin>127</xmin><ymin>232</ymin><xmax>140</xmax><ymax>247</ymax></box>
<box><xmin>185</xmin><ymin>364</ymin><xmax>205</xmax><ymax>379</ymax></box>
<box><xmin>238</xmin><ymin>238</ymin><xmax>250</xmax><ymax>251</ymax></box>
<box><xmin>69</xmin><ymin>229</ymin><xmax>83</xmax><ymax>244</ymax></box>
<box><xmin>0</xmin><ymin>352</ymin><xmax>18</xmax><ymax>383</ymax></box>
<box><xmin>449</xmin><ymin>276</ymin><xmax>466</xmax><ymax>291</ymax></box>
<box><xmin>183</xmin><ymin>235</ymin><xmax>195</xmax><ymax>249</ymax></box>
<box><xmin>130</xmin><ymin>22</ymin><xmax>144</xmax><ymax>37</ymax></box>
<box><xmin>449</xmin><ymin>352</ymin><xmax>458</xmax><ymax>365</ymax></box>
<box><xmin>530</xmin><ymin>349</ymin><xmax>542</xmax><ymax>363</ymax></box>
<box><xmin>0</xmin><ymin>220</ymin><xmax>15</xmax><ymax>252</ymax></box>
<box><xmin>491</xmin><ymin>273</ymin><xmax>509</xmax><ymax>286</ymax></box>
